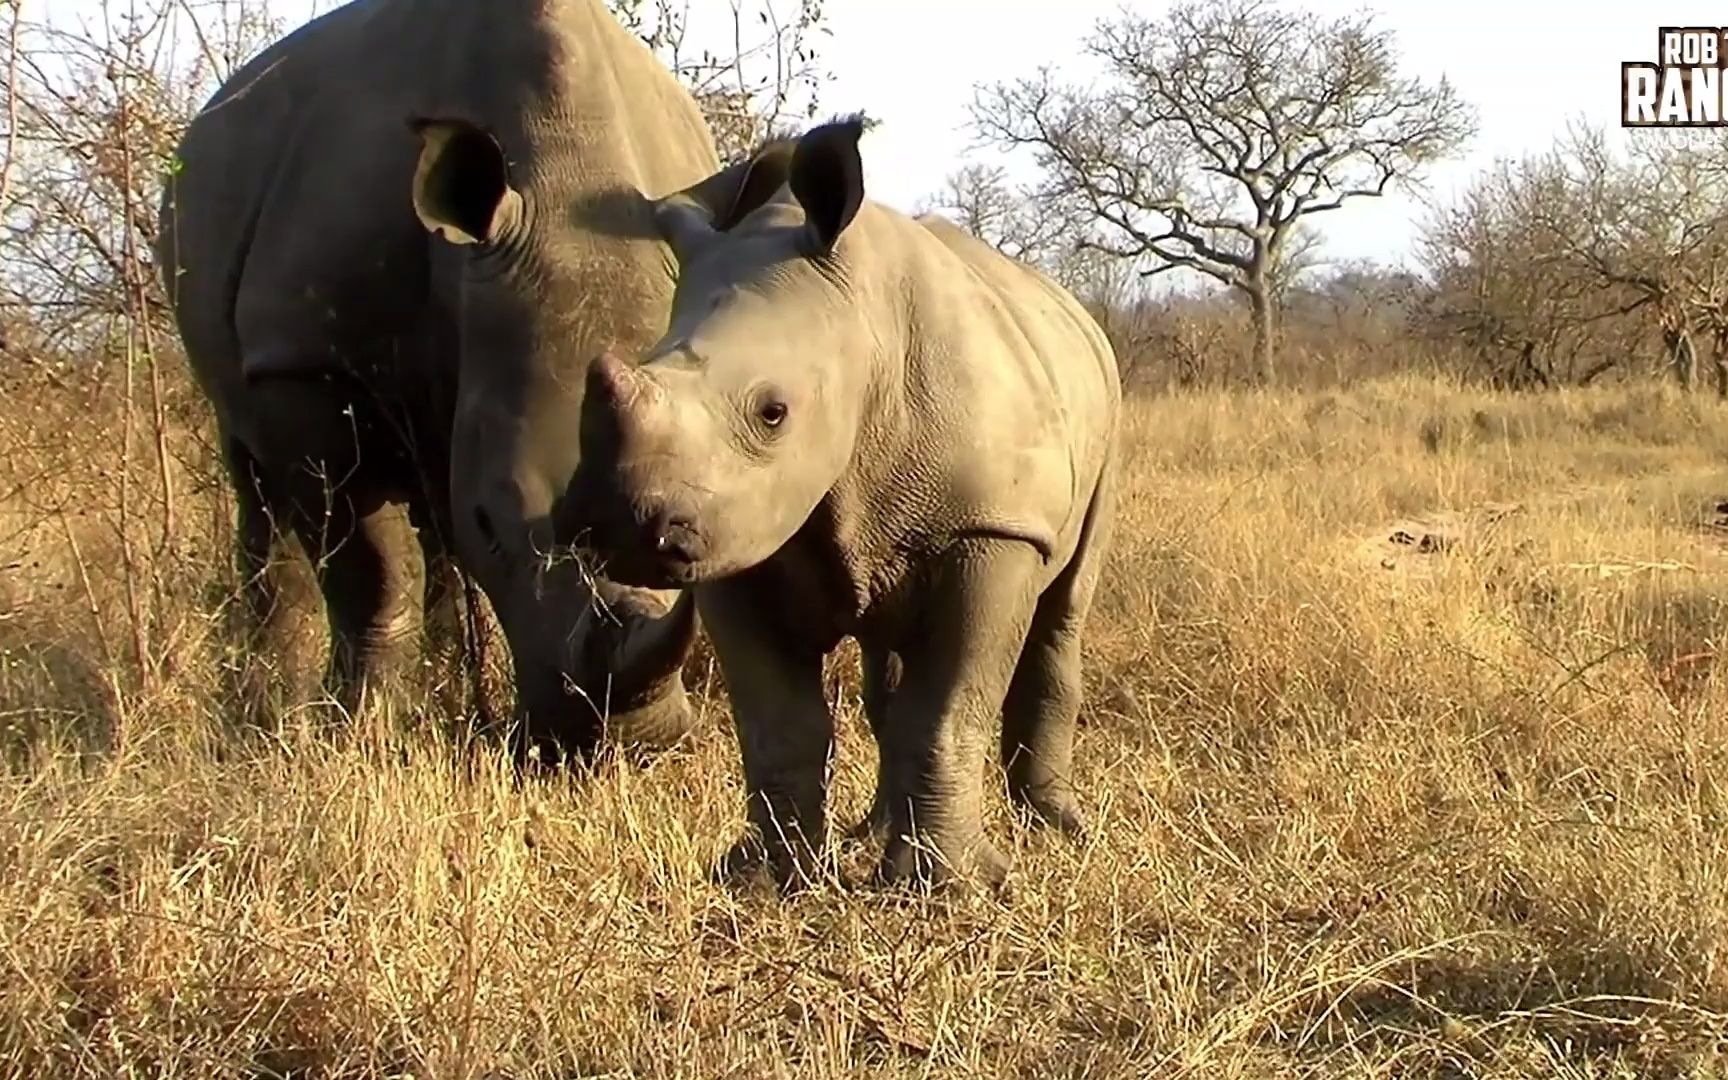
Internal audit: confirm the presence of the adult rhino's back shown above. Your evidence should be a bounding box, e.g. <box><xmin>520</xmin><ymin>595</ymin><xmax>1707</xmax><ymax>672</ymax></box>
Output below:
<box><xmin>157</xmin><ymin>0</ymin><xmax>455</xmax><ymax>412</ymax></box>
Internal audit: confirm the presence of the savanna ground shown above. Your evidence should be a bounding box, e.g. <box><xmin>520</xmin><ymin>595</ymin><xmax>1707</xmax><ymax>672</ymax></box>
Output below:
<box><xmin>1</xmin><ymin>366</ymin><xmax>1726</xmax><ymax>1078</ymax></box>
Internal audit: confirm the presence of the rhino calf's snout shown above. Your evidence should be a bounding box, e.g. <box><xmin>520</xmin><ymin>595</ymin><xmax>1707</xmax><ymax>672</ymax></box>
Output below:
<box><xmin>582</xmin><ymin>492</ymin><xmax>709</xmax><ymax>588</ymax></box>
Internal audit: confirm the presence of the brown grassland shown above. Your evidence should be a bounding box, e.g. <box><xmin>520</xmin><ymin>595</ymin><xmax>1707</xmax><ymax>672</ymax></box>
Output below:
<box><xmin>0</xmin><ymin>365</ymin><xmax>1725</xmax><ymax>1078</ymax></box>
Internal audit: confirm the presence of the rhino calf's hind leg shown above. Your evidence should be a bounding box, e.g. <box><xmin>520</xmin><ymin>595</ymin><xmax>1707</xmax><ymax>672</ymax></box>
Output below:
<box><xmin>1000</xmin><ymin>460</ymin><xmax>1116</xmax><ymax>840</ymax></box>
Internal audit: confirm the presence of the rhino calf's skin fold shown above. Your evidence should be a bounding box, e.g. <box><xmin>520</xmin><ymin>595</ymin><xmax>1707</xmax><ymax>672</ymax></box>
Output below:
<box><xmin>565</xmin><ymin>114</ymin><xmax>1124</xmax><ymax>893</ymax></box>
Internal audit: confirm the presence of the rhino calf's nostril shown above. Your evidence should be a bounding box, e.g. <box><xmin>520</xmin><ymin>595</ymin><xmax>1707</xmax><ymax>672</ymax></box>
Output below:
<box><xmin>649</xmin><ymin>514</ymin><xmax>701</xmax><ymax>564</ymax></box>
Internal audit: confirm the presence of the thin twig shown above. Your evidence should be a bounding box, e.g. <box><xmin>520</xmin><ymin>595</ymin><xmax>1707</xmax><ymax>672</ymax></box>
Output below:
<box><xmin>0</xmin><ymin>0</ymin><xmax>22</xmax><ymax>216</ymax></box>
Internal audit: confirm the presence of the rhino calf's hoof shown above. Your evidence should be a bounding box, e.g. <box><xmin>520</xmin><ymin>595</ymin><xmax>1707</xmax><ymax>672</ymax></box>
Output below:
<box><xmin>874</xmin><ymin>834</ymin><xmax>1011</xmax><ymax>896</ymax></box>
<box><xmin>844</xmin><ymin>805</ymin><xmax>891</xmax><ymax>846</ymax></box>
<box><xmin>713</xmin><ymin>831</ymin><xmax>831</xmax><ymax>895</ymax></box>
<box><xmin>1013</xmin><ymin>789</ymin><xmax>1090</xmax><ymax>843</ymax></box>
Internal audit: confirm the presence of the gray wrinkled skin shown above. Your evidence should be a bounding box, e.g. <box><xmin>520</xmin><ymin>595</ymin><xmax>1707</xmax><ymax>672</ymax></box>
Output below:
<box><xmin>153</xmin><ymin>0</ymin><xmax>725</xmax><ymax>763</ymax></box>
<box><xmin>565</xmin><ymin>116</ymin><xmax>1123</xmax><ymax>891</ymax></box>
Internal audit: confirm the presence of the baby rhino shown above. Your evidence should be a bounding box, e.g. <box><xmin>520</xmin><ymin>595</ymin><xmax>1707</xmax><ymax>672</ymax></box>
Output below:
<box><xmin>565</xmin><ymin>115</ymin><xmax>1122</xmax><ymax>892</ymax></box>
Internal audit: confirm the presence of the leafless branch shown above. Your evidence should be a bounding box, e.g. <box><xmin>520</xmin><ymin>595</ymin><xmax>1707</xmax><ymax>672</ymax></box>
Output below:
<box><xmin>0</xmin><ymin>0</ymin><xmax>22</xmax><ymax>216</ymax></box>
<box><xmin>1416</xmin><ymin>119</ymin><xmax>1728</xmax><ymax>391</ymax></box>
<box><xmin>967</xmin><ymin>0</ymin><xmax>1475</xmax><ymax>382</ymax></box>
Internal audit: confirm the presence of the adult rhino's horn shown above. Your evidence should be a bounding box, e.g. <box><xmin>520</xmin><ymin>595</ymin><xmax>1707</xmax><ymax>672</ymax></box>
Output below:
<box><xmin>610</xmin><ymin>589</ymin><xmax>698</xmax><ymax>699</ymax></box>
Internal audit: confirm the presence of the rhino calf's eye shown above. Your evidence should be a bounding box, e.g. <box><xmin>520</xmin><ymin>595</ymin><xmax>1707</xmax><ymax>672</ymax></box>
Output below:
<box><xmin>759</xmin><ymin>401</ymin><xmax>788</xmax><ymax>428</ymax></box>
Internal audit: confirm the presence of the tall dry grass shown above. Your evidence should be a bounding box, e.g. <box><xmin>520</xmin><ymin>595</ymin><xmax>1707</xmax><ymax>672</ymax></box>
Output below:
<box><xmin>1</xmin><ymin>367</ymin><xmax>1725</xmax><ymax>1077</ymax></box>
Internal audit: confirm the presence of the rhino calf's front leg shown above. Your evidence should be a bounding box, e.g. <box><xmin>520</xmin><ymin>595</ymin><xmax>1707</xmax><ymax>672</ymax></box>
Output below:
<box><xmin>847</xmin><ymin>645</ymin><xmax>903</xmax><ymax>845</ymax></box>
<box><xmin>697</xmin><ymin>580</ymin><xmax>836</xmax><ymax>891</ymax></box>
<box><xmin>873</xmin><ymin>538</ymin><xmax>1045</xmax><ymax>891</ymax></box>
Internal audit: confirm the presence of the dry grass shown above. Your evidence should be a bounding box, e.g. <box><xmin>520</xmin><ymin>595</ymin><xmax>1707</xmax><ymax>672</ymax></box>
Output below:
<box><xmin>1</xmin><ymin>367</ymin><xmax>1726</xmax><ymax>1078</ymax></box>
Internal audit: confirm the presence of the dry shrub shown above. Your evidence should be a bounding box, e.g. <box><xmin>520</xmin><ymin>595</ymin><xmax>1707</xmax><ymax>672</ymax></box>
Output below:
<box><xmin>1106</xmin><ymin>293</ymin><xmax>1458</xmax><ymax>394</ymax></box>
<box><xmin>1</xmin><ymin>368</ymin><xmax>1725</xmax><ymax>1077</ymax></box>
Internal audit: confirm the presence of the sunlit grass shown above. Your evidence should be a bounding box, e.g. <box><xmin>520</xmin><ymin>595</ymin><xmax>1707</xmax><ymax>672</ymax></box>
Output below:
<box><xmin>1</xmin><ymin>370</ymin><xmax>1725</xmax><ymax>1077</ymax></box>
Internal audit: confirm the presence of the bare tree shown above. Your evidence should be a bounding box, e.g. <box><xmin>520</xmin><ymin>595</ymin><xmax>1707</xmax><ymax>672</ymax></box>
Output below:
<box><xmin>1422</xmin><ymin>122</ymin><xmax>1728</xmax><ymax>394</ymax></box>
<box><xmin>611</xmin><ymin>0</ymin><xmax>830</xmax><ymax>161</ymax></box>
<box><xmin>0</xmin><ymin>0</ymin><xmax>282</xmax><ymax>361</ymax></box>
<box><xmin>1286</xmin><ymin>258</ymin><xmax>1419</xmax><ymax>334</ymax></box>
<box><xmin>921</xmin><ymin>163</ymin><xmax>1073</xmax><ymax>267</ymax></box>
<box><xmin>916</xmin><ymin>161</ymin><xmax>1125</xmax><ymax>300</ymax></box>
<box><xmin>0</xmin><ymin>0</ymin><xmax>21</xmax><ymax>217</ymax></box>
<box><xmin>1685</xmin><ymin>226</ymin><xmax>1728</xmax><ymax>398</ymax></box>
<box><xmin>969</xmin><ymin>0</ymin><xmax>1476</xmax><ymax>383</ymax></box>
<box><xmin>1524</xmin><ymin>125</ymin><xmax>1728</xmax><ymax>395</ymax></box>
<box><xmin>1133</xmin><ymin>295</ymin><xmax>1236</xmax><ymax>387</ymax></box>
<box><xmin>1414</xmin><ymin>153</ymin><xmax>1645</xmax><ymax>387</ymax></box>
<box><xmin>1266</xmin><ymin>219</ymin><xmax>1325</xmax><ymax>315</ymax></box>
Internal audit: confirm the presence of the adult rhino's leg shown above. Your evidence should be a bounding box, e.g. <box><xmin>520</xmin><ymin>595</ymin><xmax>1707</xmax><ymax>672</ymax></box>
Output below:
<box><xmin>418</xmin><ymin>525</ymin><xmax>466</xmax><ymax>656</ymax></box>
<box><xmin>874</xmin><ymin>539</ymin><xmax>1045</xmax><ymax>893</ymax></box>
<box><xmin>239</xmin><ymin>370</ymin><xmax>429</xmax><ymax>720</ymax></box>
<box><xmin>284</xmin><ymin>484</ymin><xmax>424</xmax><ymax>720</ymax></box>
<box><xmin>411</xmin><ymin>502</ymin><xmax>478</xmax><ymax>724</ymax></box>
<box><xmin>223</xmin><ymin>437</ymin><xmax>321</xmax><ymax>725</ymax></box>
<box><xmin>847</xmin><ymin>645</ymin><xmax>902</xmax><ymax>843</ymax></box>
<box><xmin>999</xmin><ymin>459</ymin><xmax>1116</xmax><ymax>840</ymax></box>
<box><xmin>697</xmin><ymin>577</ymin><xmax>835</xmax><ymax>892</ymax></box>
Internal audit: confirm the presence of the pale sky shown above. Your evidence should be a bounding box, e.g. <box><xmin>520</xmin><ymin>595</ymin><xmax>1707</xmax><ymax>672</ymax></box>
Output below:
<box><xmin>809</xmin><ymin>0</ymin><xmax>1712</xmax><ymax>273</ymax></box>
<box><xmin>56</xmin><ymin>0</ymin><xmax>1722</xmax><ymax>274</ymax></box>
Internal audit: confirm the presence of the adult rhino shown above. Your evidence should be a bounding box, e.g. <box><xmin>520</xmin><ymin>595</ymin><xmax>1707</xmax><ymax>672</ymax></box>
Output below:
<box><xmin>562</xmin><ymin>116</ymin><xmax>1122</xmax><ymax>891</ymax></box>
<box><xmin>155</xmin><ymin>0</ymin><xmax>727</xmax><ymax>761</ymax></box>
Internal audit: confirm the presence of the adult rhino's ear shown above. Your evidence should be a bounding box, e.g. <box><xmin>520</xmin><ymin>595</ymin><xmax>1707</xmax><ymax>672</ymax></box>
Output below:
<box><xmin>789</xmin><ymin>114</ymin><xmax>868</xmax><ymax>255</ymax></box>
<box><xmin>407</xmin><ymin>117</ymin><xmax>523</xmax><ymax>246</ymax></box>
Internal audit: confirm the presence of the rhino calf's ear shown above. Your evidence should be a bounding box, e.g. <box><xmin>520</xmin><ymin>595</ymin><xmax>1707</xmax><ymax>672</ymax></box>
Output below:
<box><xmin>408</xmin><ymin>117</ymin><xmax>522</xmax><ymax>246</ymax></box>
<box><xmin>652</xmin><ymin>139</ymin><xmax>799</xmax><ymax>261</ymax></box>
<box><xmin>714</xmin><ymin>139</ymin><xmax>797</xmax><ymax>231</ymax></box>
<box><xmin>789</xmin><ymin>114</ymin><xmax>868</xmax><ymax>255</ymax></box>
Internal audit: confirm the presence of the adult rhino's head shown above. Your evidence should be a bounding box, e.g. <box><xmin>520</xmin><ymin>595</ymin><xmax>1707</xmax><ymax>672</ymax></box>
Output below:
<box><xmin>560</xmin><ymin>115</ymin><xmax>876</xmax><ymax>590</ymax></box>
<box><xmin>403</xmin><ymin>114</ymin><xmax>706</xmax><ymax>762</ymax></box>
